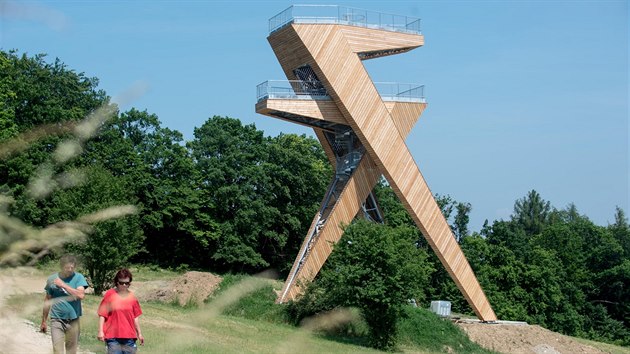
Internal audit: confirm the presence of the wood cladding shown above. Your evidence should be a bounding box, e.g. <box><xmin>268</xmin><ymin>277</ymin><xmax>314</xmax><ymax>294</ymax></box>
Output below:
<box><xmin>256</xmin><ymin>99</ymin><xmax>347</xmax><ymax>125</ymax></box>
<box><xmin>260</xmin><ymin>19</ymin><xmax>497</xmax><ymax>322</ymax></box>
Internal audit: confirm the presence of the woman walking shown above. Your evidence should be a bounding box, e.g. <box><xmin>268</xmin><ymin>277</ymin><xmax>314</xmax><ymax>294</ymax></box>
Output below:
<box><xmin>97</xmin><ymin>268</ymin><xmax>144</xmax><ymax>353</ymax></box>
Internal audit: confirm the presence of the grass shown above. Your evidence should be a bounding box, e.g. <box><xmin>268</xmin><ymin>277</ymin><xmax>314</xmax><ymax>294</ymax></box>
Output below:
<box><xmin>220</xmin><ymin>281</ymin><xmax>290</xmax><ymax>324</ymax></box>
<box><xmin>573</xmin><ymin>336</ymin><xmax>630</xmax><ymax>354</ymax></box>
<box><xmin>397</xmin><ymin>307</ymin><xmax>495</xmax><ymax>354</ymax></box>
<box><xmin>9</xmin><ymin>292</ymin><xmax>382</xmax><ymax>353</ymax></box>
<box><xmin>6</xmin><ymin>267</ymin><xmax>630</xmax><ymax>354</ymax></box>
<box><xmin>216</xmin><ymin>277</ymin><xmax>494</xmax><ymax>353</ymax></box>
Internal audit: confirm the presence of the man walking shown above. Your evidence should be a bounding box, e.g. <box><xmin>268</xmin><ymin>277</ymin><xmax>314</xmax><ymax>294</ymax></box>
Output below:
<box><xmin>41</xmin><ymin>254</ymin><xmax>89</xmax><ymax>354</ymax></box>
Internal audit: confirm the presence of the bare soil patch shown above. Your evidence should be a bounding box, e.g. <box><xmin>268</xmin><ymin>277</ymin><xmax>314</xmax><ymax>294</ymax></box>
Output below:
<box><xmin>134</xmin><ymin>271</ymin><xmax>222</xmax><ymax>306</ymax></box>
<box><xmin>456</xmin><ymin>321</ymin><xmax>606</xmax><ymax>354</ymax></box>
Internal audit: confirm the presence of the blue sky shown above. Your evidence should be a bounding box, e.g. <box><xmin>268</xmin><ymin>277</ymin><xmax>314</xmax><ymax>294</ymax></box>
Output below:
<box><xmin>1</xmin><ymin>0</ymin><xmax>628</xmax><ymax>232</ymax></box>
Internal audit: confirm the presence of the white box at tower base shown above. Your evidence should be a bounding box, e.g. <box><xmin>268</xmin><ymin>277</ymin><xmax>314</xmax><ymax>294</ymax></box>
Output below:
<box><xmin>430</xmin><ymin>301</ymin><xmax>451</xmax><ymax>317</ymax></box>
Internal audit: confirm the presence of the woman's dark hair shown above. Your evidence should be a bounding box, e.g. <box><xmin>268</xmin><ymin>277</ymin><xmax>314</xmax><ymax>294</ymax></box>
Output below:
<box><xmin>113</xmin><ymin>268</ymin><xmax>133</xmax><ymax>284</ymax></box>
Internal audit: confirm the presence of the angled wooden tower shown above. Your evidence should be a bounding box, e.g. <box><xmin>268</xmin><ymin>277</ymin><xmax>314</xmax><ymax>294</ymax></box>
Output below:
<box><xmin>256</xmin><ymin>5</ymin><xmax>497</xmax><ymax>322</ymax></box>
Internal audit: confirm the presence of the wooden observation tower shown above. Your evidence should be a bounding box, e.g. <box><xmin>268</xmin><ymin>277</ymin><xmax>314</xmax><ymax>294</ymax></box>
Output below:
<box><xmin>256</xmin><ymin>5</ymin><xmax>497</xmax><ymax>322</ymax></box>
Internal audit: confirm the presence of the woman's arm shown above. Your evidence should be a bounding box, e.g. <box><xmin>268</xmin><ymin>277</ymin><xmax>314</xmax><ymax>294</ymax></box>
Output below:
<box><xmin>134</xmin><ymin>317</ymin><xmax>144</xmax><ymax>345</ymax></box>
<box><xmin>97</xmin><ymin>316</ymin><xmax>106</xmax><ymax>341</ymax></box>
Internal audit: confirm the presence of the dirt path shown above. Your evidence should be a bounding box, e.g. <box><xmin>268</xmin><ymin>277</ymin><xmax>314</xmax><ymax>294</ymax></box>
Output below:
<box><xmin>0</xmin><ymin>267</ymin><xmax>52</xmax><ymax>353</ymax></box>
<box><xmin>456</xmin><ymin>321</ymin><xmax>606</xmax><ymax>354</ymax></box>
<box><xmin>0</xmin><ymin>267</ymin><xmax>94</xmax><ymax>354</ymax></box>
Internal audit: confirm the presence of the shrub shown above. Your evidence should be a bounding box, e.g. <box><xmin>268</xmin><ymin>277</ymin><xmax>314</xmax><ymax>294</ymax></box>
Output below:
<box><xmin>289</xmin><ymin>220</ymin><xmax>433</xmax><ymax>350</ymax></box>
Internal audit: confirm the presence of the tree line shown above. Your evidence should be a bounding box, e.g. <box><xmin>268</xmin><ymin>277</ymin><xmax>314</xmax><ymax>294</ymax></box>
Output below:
<box><xmin>1</xmin><ymin>50</ymin><xmax>628</xmax><ymax>347</ymax></box>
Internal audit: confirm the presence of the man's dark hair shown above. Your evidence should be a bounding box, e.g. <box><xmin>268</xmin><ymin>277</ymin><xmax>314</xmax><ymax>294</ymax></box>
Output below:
<box><xmin>59</xmin><ymin>254</ymin><xmax>77</xmax><ymax>267</ymax></box>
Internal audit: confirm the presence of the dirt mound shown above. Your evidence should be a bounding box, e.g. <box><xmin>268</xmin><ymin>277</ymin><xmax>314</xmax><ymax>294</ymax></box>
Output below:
<box><xmin>456</xmin><ymin>322</ymin><xmax>605</xmax><ymax>354</ymax></box>
<box><xmin>134</xmin><ymin>271</ymin><xmax>222</xmax><ymax>306</ymax></box>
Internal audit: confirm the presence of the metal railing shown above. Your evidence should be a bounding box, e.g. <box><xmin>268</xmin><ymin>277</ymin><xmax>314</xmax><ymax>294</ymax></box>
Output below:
<box><xmin>257</xmin><ymin>80</ymin><xmax>330</xmax><ymax>101</ymax></box>
<box><xmin>257</xmin><ymin>80</ymin><xmax>425</xmax><ymax>103</ymax></box>
<box><xmin>269</xmin><ymin>5</ymin><xmax>421</xmax><ymax>35</ymax></box>
<box><xmin>375</xmin><ymin>82</ymin><xmax>426</xmax><ymax>103</ymax></box>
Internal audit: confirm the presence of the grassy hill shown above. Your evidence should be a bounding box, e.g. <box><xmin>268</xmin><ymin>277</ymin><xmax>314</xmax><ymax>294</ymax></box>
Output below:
<box><xmin>7</xmin><ymin>266</ymin><xmax>493</xmax><ymax>353</ymax></box>
<box><xmin>6</xmin><ymin>266</ymin><xmax>629</xmax><ymax>353</ymax></box>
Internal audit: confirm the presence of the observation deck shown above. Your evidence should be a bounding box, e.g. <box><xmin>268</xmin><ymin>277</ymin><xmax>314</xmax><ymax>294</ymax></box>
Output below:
<box><xmin>255</xmin><ymin>80</ymin><xmax>426</xmax><ymax>131</ymax></box>
<box><xmin>269</xmin><ymin>5</ymin><xmax>421</xmax><ymax>35</ymax></box>
<box><xmin>256</xmin><ymin>5</ymin><xmax>427</xmax><ymax>132</ymax></box>
<box><xmin>268</xmin><ymin>5</ymin><xmax>423</xmax><ymax>60</ymax></box>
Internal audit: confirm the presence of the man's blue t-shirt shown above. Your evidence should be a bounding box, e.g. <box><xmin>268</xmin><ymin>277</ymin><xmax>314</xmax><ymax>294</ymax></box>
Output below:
<box><xmin>45</xmin><ymin>272</ymin><xmax>89</xmax><ymax>320</ymax></box>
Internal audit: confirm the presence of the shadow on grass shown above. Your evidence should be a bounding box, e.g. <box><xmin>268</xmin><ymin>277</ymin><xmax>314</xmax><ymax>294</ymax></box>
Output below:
<box><xmin>316</xmin><ymin>332</ymin><xmax>371</xmax><ymax>348</ymax></box>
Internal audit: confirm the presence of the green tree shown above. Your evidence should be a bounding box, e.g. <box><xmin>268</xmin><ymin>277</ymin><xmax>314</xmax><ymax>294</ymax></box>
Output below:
<box><xmin>0</xmin><ymin>51</ymin><xmax>106</xmax><ymax>129</ymax></box>
<box><xmin>297</xmin><ymin>221</ymin><xmax>433</xmax><ymax>350</ymax></box>
<box><xmin>512</xmin><ymin>190</ymin><xmax>552</xmax><ymax>235</ymax></box>
<box><xmin>481</xmin><ymin>202</ymin><xmax>629</xmax><ymax>343</ymax></box>
<box><xmin>189</xmin><ymin>116</ymin><xmax>268</xmax><ymax>270</ymax></box>
<box><xmin>52</xmin><ymin>166</ymin><xmax>144</xmax><ymax>294</ymax></box>
<box><xmin>433</xmin><ymin>194</ymin><xmax>472</xmax><ymax>242</ymax></box>
<box><xmin>81</xmin><ymin>109</ymin><xmax>218</xmax><ymax>268</ymax></box>
<box><xmin>1</xmin><ymin>50</ymin><xmax>108</xmax><ymax>215</ymax></box>
<box><xmin>189</xmin><ymin>116</ymin><xmax>329</xmax><ymax>272</ymax></box>
<box><xmin>453</xmin><ymin>202</ymin><xmax>472</xmax><ymax>242</ymax></box>
<box><xmin>373</xmin><ymin>184</ymin><xmax>474</xmax><ymax>312</ymax></box>
<box><xmin>610</xmin><ymin>206</ymin><xmax>630</xmax><ymax>259</ymax></box>
<box><xmin>0</xmin><ymin>52</ymin><xmax>18</xmax><ymax>142</ymax></box>
<box><xmin>589</xmin><ymin>260</ymin><xmax>630</xmax><ymax>345</ymax></box>
<box><xmin>485</xmin><ymin>219</ymin><xmax>530</xmax><ymax>258</ymax></box>
<box><xmin>260</xmin><ymin>133</ymin><xmax>331</xmax><ymax>272</ymax></box>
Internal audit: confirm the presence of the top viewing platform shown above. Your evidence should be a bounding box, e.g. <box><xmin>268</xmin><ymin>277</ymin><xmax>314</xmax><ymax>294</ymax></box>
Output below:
<box><xmin>269</xmin><ymin>5</ymin><xmax>421</xmax><ymax>35</ymax></box>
